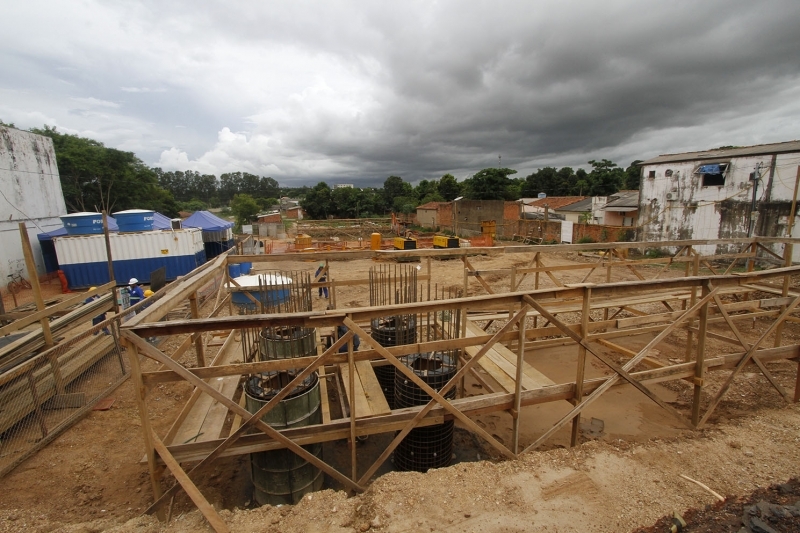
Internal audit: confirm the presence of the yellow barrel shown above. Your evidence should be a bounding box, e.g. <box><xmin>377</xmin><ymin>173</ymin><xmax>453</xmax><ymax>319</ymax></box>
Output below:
<box><xmin>370</xmin><ymin>232</ymin><xmax>382</xmax><ymax>250</ymax></box>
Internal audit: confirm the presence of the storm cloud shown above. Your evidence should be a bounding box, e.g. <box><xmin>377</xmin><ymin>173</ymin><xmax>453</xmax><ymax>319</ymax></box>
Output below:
<box><xmin>2</xmin><ymin>0</ymin><xmax>800</xmax><ymax>185</ymax></box>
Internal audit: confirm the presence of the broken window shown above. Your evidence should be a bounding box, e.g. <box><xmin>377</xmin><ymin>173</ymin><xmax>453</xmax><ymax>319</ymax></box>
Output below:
<box><xmin>697</xmin><ymin>163</ymin><xmax>728</xmax><ymax>187</ymax></box>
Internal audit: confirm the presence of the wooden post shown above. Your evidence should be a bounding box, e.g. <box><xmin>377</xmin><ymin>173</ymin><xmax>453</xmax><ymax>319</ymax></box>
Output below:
<box><xmin>101</xmin><ymin>211</ymin><xmax>119</xmax><ymax>314</ymax></box>
<box><xmin>225</xmin><ymin>258</ymin><xmax>233</xmax><ymax>316</ymax></box>
<box><xmin>18</xmin><ymin>223</ymin><xmax>53</xmax><ymax>347</ymax></box>
<box><xmin>684</xmin><ymin>248</ymin><xmax>698</xmax><ymax>362</ymax></box>
<box><xmin>691</xmin><ymin>282</ymin><xmax>710</xmax><ymax>426</ymax></box>
<box><xmin>774</xmin><ymin>166</ymin><xmax>800</xmax><ymax>348</ymax></box>
<box><xmin>570</xmin><ymin>286</ymin><xmax>591</xmax><ymax>446</ymax></box>
<box><xmin>510</xmin><ymin>265</ymin><xmax>517</xmax><ymax>293</ymax></box>
<box><xmin>189</xmin><ymin>292</ymin><xmax>205</xmax><ymax>367</ymax></box>
<box><xmin>347</xmin><ymin>320</ymin><xmax>357</xmax><ymax>482</ymax></box>
<box><xmin>512</xmin><ymin>309</ymin><xmax>526</xmax><ymax>454</ymax></box>
<box><xmin>126</xmin><ymin>340</ymin><xmax>165</xmax><ymax>518</ymax></box>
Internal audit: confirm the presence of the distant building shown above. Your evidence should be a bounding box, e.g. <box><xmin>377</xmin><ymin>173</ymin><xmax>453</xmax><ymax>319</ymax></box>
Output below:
<box><xmin>0</xmin><ymin>126</ymin><xmax>67</xmax><ymax>279</ymax></box>
<box><xmin>522</xmin><ymin>196</ymin><xmax>586</xmax><ymax>221</ymax></box>
<box><xmin>416</xmin><ymin>201</ymin><xmax>444</xmax><ymax>228</ymax></box>
<box><xmin>257</xmin><ymin>212</ymin><xmax>283</xmax><ymax>238</ymax></box>
<box><xmin>600</xmin><ymin>190</ymin><xmax>639</xmax><ymax>226</ymax></box>
<box><xmin>285</xmin><ymin>206</ymin><xmax>304</xmax><ymax>220</ymax></box>
<box><xmin>334</xmin><ymin>184</ymin><xmax>354</xmax><ymax>189</ymax></box>
<box><xmin>638</xmin><ymin>140</ymin><xmax>800</xmax><ymax>258</ymax></box>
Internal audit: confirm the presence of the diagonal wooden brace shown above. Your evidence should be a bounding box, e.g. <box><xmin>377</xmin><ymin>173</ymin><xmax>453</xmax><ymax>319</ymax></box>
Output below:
<box><xmin>121</xmin><ymin>330</ymin><xmax>364</xmax><ymax>511</ymax></box>
<box><xmin>523</xmin><ymin>295</ymin><xmax>694</xmax><ymax>429</ymax></box>
<box><xmin>146</xmin><ymin>331</ymin><xmax>354</xmax><ymax>513</ymax></box>
<box><xmin>698</xmin><ymin>293</ymin><xmax>800</xmax><ymax>426</ymax></box>
<box><xmin>345</xmin><ymin>309</ymin><xmax>529</xmax><ymax>484</ymax></box>
<box><xmin>710</xmin><ymin>292</ymin><xmax>790</xmax><ymax>401</ymax></box>
<box><xmin>521</xmin><ymin>288</ymin><xmax>719</xmax><ymax>453</ymax></box>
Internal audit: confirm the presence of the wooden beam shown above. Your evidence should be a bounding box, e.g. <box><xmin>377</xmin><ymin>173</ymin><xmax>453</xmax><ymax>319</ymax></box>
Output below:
<box><xmin>151</xmin><ymin>433</ymin><xmax>230</xmax><ymax>533</ymax></box>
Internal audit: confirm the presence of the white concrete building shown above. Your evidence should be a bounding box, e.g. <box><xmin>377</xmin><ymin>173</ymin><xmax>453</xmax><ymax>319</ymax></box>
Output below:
<box><xmin>638</xmin><ymin>140</ymin><xmax>800</xmax><ymax>258</ymax></box>
<box><xmin>0</xmin><ymin>126</ymin><xmax>67</xmax><ymax>279</ymax></box>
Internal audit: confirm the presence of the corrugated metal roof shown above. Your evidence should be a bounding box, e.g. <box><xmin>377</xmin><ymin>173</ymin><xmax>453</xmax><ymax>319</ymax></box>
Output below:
<box><xmin>556</xmin><ymin>197</ymin><xmax>593</xmax><ymax>212</ymax></box>
<box><xmin>603</xmin><ymin>190</ymin><xmax>640</xmax><ymax>209</ymax></box>
<box><xmin>640</xmin><ymin>140</ymin><xmax>800</xmax><ymax>165</ymax></box>
<box><xmin>526</xmin><ymin>196</ymin><xmax>586</xmax><ymax>209</ymax></box>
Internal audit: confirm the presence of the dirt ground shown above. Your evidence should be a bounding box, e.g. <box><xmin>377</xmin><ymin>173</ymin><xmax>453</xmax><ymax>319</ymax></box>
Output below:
<box><xmin>1</xmin><ymin>250</ymin><xmax>799</xmax><ymax>533</ymax></box>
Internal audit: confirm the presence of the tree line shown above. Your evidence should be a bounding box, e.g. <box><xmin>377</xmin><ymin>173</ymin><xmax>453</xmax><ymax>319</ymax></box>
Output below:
<box><xmin>300</xmin><ymin>160</ymin><xmax>642</xmax><ymax>219</ymax></box>
<box><xmin>8</xmin><ymin>124</ymin><xmax>642</xmax><ymax>222</ymax></box>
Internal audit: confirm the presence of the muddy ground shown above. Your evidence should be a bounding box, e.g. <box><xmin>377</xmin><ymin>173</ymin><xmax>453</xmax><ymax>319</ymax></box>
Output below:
<box><xmin>0</xmin><ymin>250</ymin><xmax>798</xmax><ymax>532</ymax></box>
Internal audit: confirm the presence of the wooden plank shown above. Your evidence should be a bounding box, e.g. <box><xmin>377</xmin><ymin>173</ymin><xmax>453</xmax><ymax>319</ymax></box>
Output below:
<box><xmin>355</xmin><ymin>360</ymin><xmax>390</xmax><ymax>416</ymax></box>
<box><xmin>465</xmin><ymin>321</ymin><xmax>553</xmax><ymax>389</ymax></box>
<box><xmin>0</xmin><ymin>281</ymin><xmax>115</xmax><ymax>337</ymax></box>
<box><xmin>318</xmin><ymin>366</ymin><xmax>332</xmax><ymax>424</ymax></box>
<box><xmin>339</xmin><ymin>363</ymin><xmax>371</xmax><ymax>418</ymax></box>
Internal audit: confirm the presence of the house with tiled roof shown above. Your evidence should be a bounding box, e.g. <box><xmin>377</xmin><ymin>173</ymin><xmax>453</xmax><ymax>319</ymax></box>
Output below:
<box><xmin>416</xmin><ymin>201</ymin><xmax>446</xmax><ymax>228</ymax></box>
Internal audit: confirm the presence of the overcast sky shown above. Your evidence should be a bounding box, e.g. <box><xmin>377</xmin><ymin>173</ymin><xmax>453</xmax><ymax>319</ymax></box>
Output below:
<box><xmin>3</xmin><ymin>1</ymin><xmax>800</xmax><ymax>186</ymax></box>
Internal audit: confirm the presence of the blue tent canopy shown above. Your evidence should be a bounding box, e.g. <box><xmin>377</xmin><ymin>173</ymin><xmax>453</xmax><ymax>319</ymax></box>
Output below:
<box><xmin>182</xmin><ymin>210</ymin><xmax>234</xmax><ymax>231</ymax></box>
<box><xmin>152</xmin><ymin>211</ymin><xmax>173</xmax><ymax>230</ymax></box>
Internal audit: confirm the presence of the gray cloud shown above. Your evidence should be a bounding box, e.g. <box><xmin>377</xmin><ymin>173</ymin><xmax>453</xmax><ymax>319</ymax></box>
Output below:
<box><xmin>2</xmin><ymin>0</ymin><xmax>800</xmax><ymax>186</ymax></box>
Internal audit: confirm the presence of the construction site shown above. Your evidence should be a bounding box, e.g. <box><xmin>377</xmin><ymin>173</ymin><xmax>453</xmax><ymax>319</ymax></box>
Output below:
<box><xmin>0</xmin><ymin>233</ymin><xmax>799</xmax><ymax>533</ymax></box>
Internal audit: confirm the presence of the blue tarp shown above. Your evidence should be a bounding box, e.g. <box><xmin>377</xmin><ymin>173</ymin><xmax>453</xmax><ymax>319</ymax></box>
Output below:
<box><xmin>152</xmin><ymin>211</ymin><xmax>173</xmax><ymax>230</ymax></box>
<box><xmin>698</xmin><ymin>164</ymin><xmax>722</xmax><ymax>175</ymax></box>
<box><xmin>182</xmin><ymin>210</ymin><xmax>234</xmax><ymax>231</ymax></box>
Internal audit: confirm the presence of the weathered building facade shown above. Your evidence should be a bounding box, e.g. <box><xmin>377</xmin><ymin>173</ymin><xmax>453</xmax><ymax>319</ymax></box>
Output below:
<box><xmin>638</xmin><ymin>141</ymin><xmax>800</xmax><ymax>257</ymax></box>
<box><xmin>0</xmin><ymin>126</ymin><xmax>67</xmax><ymax>279</ymax></box>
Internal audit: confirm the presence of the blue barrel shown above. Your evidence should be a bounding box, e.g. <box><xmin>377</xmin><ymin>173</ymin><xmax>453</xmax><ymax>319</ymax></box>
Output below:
<box><xmin>230</xmin><ymin>274</ymin><xmax>292</xmax><ymax>312</ymax></box>
<box><xmin>60</xmin><ymin>212</ymin><xmax>104</xmax><ymax>235</ymax></box>
<box><xmin>228</xmin><ymin>264</ymin><xmax>242</xmax><ymax>279</ymax></box>
<box><xmin>113</xmin><ymin>209</ymin><xmax>155</xmax><ymax>232</ymax></box>
<box><xmin>240</xmin><ymin>262</ymin><xmax>252</xmax><ymax>275</ymax></box>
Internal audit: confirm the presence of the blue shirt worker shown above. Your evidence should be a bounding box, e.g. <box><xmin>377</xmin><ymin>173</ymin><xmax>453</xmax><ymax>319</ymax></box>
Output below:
<box><xmin>336</xmin><ymin>324</ymin><xmax>360</xmax><ymax>353</ymax></box>
<box><xmin>129</xmin><ymin>278</ymin><xmax>145</xmax><ymax>307</ymax></box>
<box><xmin>315</xmin><ymin>263</ymin><xmax>328</xmax><ymax>299</ymax></box>
<box><xmin>85</xmin><ymin>287</ymin><xmax>110</xmax><ymax>335</ymax></box>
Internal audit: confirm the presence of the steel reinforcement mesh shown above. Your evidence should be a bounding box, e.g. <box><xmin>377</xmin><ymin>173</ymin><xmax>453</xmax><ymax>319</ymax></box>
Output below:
<box><xmin>393</xmin><ymin>350</ymin><xmax>457</xmax><ymax>472</ymax></box>
<box><xmin>370</xmin><ymin>316</ymin><xmax>418</xmax><ymax>409</ymax></box>
<box><xmin>0</xmin><ymin>313</ymin><xmax>129</xmax><ymax>478</ymax></box>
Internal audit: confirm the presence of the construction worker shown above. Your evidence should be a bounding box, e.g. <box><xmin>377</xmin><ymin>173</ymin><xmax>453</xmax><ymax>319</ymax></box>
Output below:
<box><xmin>85</xmin><ymin>287</ymin><xmax>109</xmax><ymax>335</ymax></box>
<box><xmin>129</xmin><ymin>278</ymin><xmax>145</xmax><ymax>306</ymax></box>
<box><xmin>315</xmin><ymin>263</ymin><xmax>328</xmax><ymax>299</ymax></box>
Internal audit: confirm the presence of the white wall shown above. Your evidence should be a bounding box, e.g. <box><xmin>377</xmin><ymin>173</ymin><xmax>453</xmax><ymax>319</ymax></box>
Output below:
<box><xmin>0</xmin><ymin>127</ymin><xmax>67</xmax><ymax>279</ymax></box>
<box><xmin>639</xmin><ymin>152</ymin><xmax>800</xmax><ymax>257</ymax></box>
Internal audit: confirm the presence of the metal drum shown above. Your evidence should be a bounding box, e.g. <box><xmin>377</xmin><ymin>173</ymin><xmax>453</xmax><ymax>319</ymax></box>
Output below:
<box><xmin>245</xmin><ymin>373</ymin><xmax>323</xmax><ymax>506</ymax></box>
<box><xmin>393</xmin><ymin>350</ymin><xmax>457</xmax><ymax>472</ymax></box>
<box><xmin>370</xmin><ymin>316</ymin><xmax>417</xmax><ymax>409</ymax></box>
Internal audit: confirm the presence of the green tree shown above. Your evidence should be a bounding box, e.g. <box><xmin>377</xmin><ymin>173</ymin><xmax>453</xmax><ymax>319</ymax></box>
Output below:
<box><xmin>463</xmin><ymin>168</ymin><xmax>518</xmax><ymax>200</ymax></box>
<box><xmin>438</xmin><ymin>173</ymin><xmax>462</xmax><ymax>201</ymax></box>
<box><xmin>587</xmin><ymin>159</ymin><xmax>624</xmax><ymax>196</ymax></box>
<box><xmin>230</xmin><ymin>193</ymin><xmax>260</xmax><ymax>226</ymax></box>
<box><xmin>32</xmin><ymin>126</ymin><xmax>179</xmax><ymax>216</ymax></box>
<box><xmin>382</xmin><ymin>176</ymin><xmax>413</xmax><ymax>213</ymax></box>
<box><xmin>624</xmin><ymin>160</ymin><xmax>643</xmax><ymax>190</ymax></box>
<box><xmin>300</xmin><ymin>182</ymin><xmax>333</xmax><ymax>219</ymax></box>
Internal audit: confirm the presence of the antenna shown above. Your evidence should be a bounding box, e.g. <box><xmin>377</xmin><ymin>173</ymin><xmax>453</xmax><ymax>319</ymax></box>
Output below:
<box><xmin>498</xmin><ymin>155</ymin><xmax>501</xmax><ymax>168</ymax></box>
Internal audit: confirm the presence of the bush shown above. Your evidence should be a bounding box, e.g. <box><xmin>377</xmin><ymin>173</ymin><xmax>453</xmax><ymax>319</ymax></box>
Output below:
<box><xmin>577</xmin><ymin>235</ymin><xmax>595</xmax><ymax>244</ymax></box>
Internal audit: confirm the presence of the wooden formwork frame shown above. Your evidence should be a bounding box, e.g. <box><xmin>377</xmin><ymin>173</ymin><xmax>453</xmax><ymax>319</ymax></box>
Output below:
<box><xmin>121</xmin><ymin>238</ymin><xmax>800</xmax><ymax>532</ymax></box>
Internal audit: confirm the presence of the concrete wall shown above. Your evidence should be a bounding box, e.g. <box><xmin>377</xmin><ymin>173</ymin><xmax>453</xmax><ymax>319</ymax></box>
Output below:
<box><xmin>417</xmin><ymin>208</ymin><xmax>438</xmax><ymax>228</ymax></box>
<box><xmin>0</xmin><ymin>127</ymin><xmax>67</xmax><ymax>280</ymax></box>
<box><xmin>639</xmin><ymin>152</ymin><xmax>800</xmax><ymax>257</ymax></box>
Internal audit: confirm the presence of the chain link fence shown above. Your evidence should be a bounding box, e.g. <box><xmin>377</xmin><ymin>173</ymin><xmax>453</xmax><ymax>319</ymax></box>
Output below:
<box><xmin>0</xmin><ymin>303</ymin><xmax>129</xmax><ymax>478</ymax></box>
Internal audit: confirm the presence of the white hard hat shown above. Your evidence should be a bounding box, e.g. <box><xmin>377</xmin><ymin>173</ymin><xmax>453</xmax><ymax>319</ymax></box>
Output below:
<box><xmin>129</xmin><ymin>278</ymin><xmax>139</xmax><ymax>285</ymax></box>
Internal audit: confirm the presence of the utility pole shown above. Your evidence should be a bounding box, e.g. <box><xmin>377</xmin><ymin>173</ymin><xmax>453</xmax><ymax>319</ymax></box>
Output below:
<box><xmin>749</xmin><ymin>162</ymin><xmax>761</xmax><ymax>238</ymax></box>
